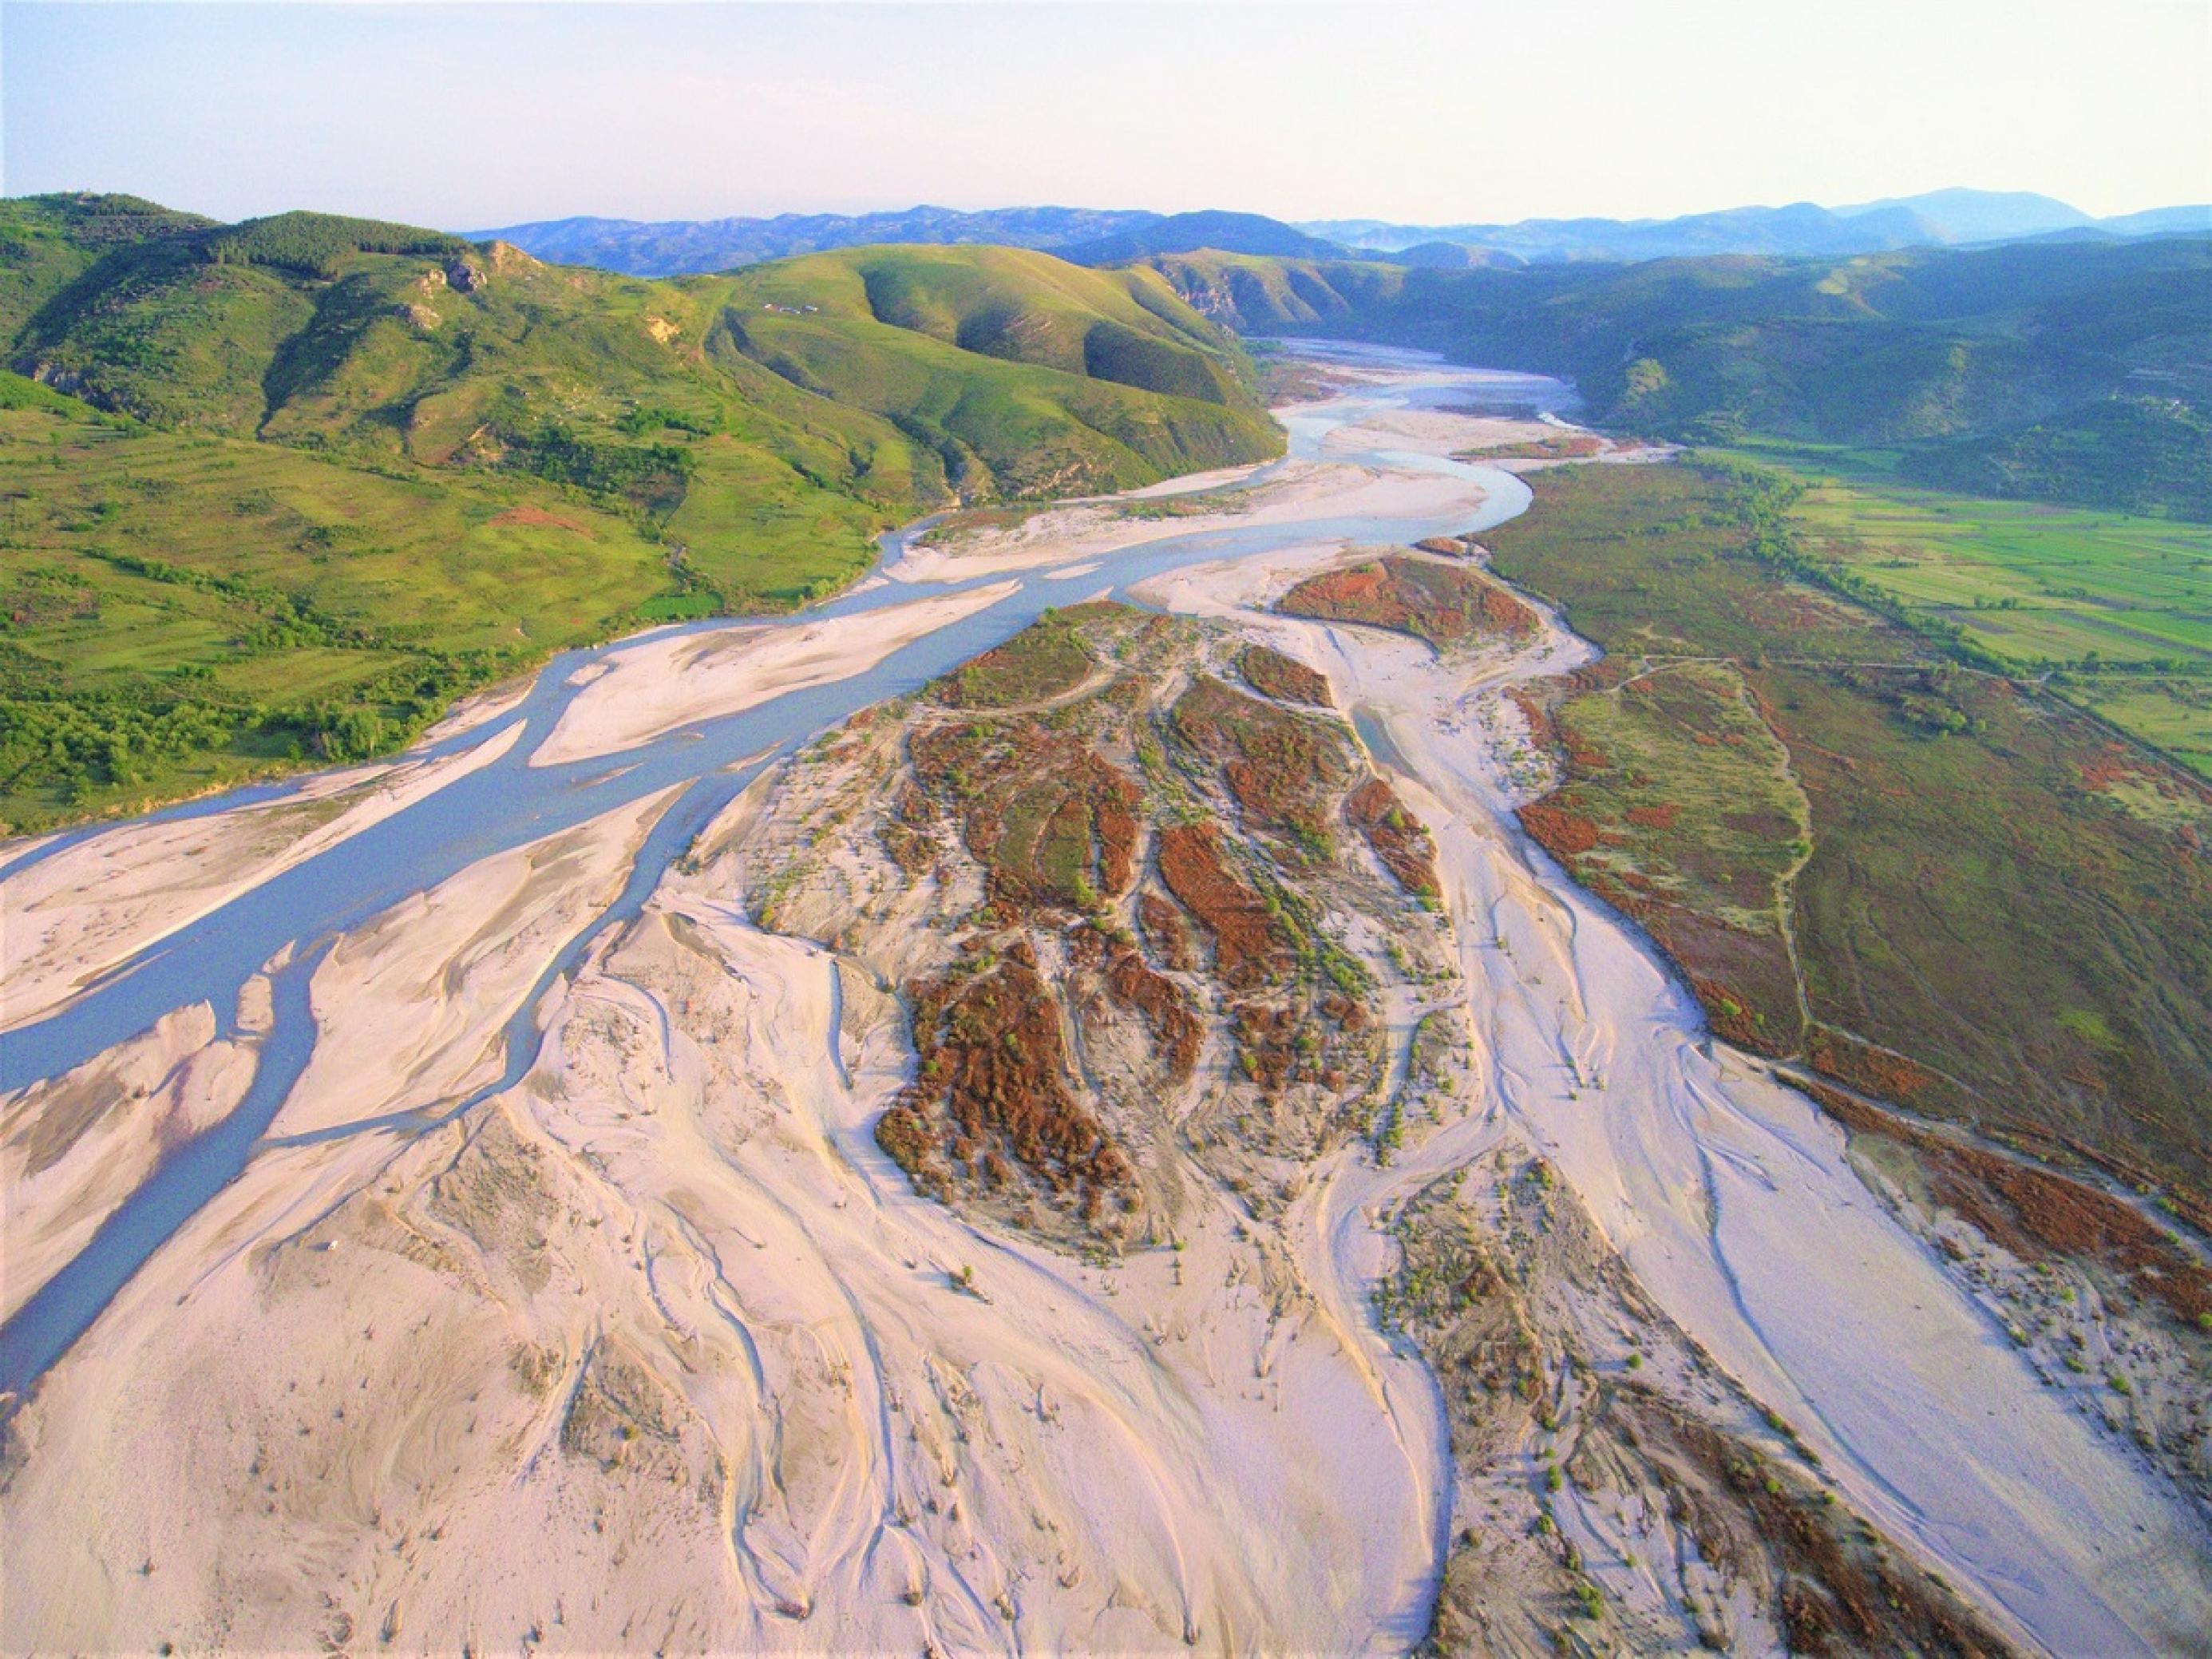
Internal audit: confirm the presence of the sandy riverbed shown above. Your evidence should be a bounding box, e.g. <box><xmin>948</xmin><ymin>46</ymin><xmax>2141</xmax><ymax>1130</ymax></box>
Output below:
<box><xmin>528</xmin><ymin>583</ymin><xmax>1019</xmax><ymax>767</ymax></box>
<box><xmin>0</xmin><ymin>778</ymin><xmax>1441</xmax><ymax>1651</ymax></box>
<box><xmin>888</xmin><ymin>458</ymin><xmax>1488</xmax><ymax>586</ymax></box>
<box><xmin>0</xmin><ymin>723</ymin><xmax>523</xmax><ymax>1035</ymax></box>
<box><xmin>5</xmin><ymin>378</ymin><xmax>2206</xmax><ymax>1654</ymax></box>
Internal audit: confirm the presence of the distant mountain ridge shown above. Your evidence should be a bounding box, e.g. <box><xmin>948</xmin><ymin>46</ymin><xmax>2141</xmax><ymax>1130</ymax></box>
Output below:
<box><xmin>467</xmin><ymin>205</ymin><xmax>1167</xmax><ymax>275</ymax></box>
<box><xmin>1300</xmin><ymin>188</ymin><xmax>2208</xmax><ymax>264</ymax></box>
<box><xmin>1051</xmin><ymin>211</ymin><xmax>1351</xmax><ymax>266</ymax></box>
<box><xmin>478</xmin><ymin>188</ymin><xmax>2206</xmax><ymax>278</ymax></box>
<box><xmin>473</xmin><ymin>204</ymin><xmax>1360</xmax><ymax>275</ymax></box>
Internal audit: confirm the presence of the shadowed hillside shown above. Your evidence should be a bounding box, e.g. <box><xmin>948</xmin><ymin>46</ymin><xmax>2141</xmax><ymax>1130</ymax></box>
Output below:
<box><xmin>1151</xmin><ymin>237</ymin><xmax>2212</xmax><ymax>519</ymax></box>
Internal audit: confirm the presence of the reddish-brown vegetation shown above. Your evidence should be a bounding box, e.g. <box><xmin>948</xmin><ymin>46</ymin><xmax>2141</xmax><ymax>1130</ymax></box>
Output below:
<box><xmin>1806</xmin><ymin>1028</ymin><xmax>1941</xmax><ymax>1111</ymax></box>
<box><xmin>1525</xmin><ymin>776</ymin><xmax>1805</xmax><ymax>1052</ymax></box>
<box><xmin>1238</xmin><ymin>643</ymin><xmax>1333</xmax><ymax>708</ymax></box>
<box><xmin>868</xmin><ymin>603</ymin><xmax>1401</xmax><ymax>1224</ymax></box>
<box><xmin>489</xmin><ymin>505</ymin><xmax>592</xmax><ymax>534</ymax></box>
<box><xmin>1518</xmin><ymin>801</ymin><xmax>1600</xmax><ymax>857</ymax></box>
<box><xmin>1278</xmin><ymin>556</ymin><xmax>1537</xmax><ymax>650</ymax></box>
<box><xmin>910</xmin><ymin>719</ymin><xmax>1140</xmax><ymax>911</ymax></box>
<box><xmin>2078</xmin><ymin>745</ymin><xmax>2155</xmax><ymax>794</ymax></box>
<box><xmin>1507</xmin><ymin>687</ymin><xmax>1556</xmax><ymax>750</ymax></box>
<box><xmin>878</xmin><ymin>945</ymin><xmax>1136</xmax><ymax>1221</ymax></box>
<box><xmin>877</xmin><ymin>780</ymin><xmax>938</xmax><ymax>877</ymax></box>
<box><xmin>1800</xmin><ymin>1078</ymin><xmax>2212</xmax><ymax>1324</ymax></box>
<box><xmin>1233</xmin><ymin>1004</ymin><xmax>1301</xmax><ymax>1091</ymax></box>
<box><xmin>1156</xmin><ymin>822</ymin><xmax>1293</xmax><ymax>989</ymax></box>
<box><xmin>1171</xmin><ymin>675</ymin><xmax>1352</xmax><ymax>859</ymax></box>
<box><xmin>936</xmin><ymin>616</ymin><xmax>1093</xmax><ymax>709</ymax></box>
<box><xmin>1070</xmin><ymin>923</ymin><xmax>1202</xmax><ymax>1082</ymax></box>
<box><xmin>1137</xmin><ymin>889</ymin><xmax>1198</xmax><ymax>972</ymax></box>
<box><xmin>1649</xmin><ymin>913</ymin><xmax>1799</xmax><ymax>1054</ymax></box>
<box><xmin>1107</xmin><ymin>947</ymin><xmax>1202</xmax><ymax>1081</ymax></box>
<box><xmin>1456</xmin><ymin>434</ymin><xmax>1607</xmax><ymax>462</ymax></box>
<box><xmin>1345</xmin><ymin>777</ymin><xmax>1439</xmax><ymax>897</ymax></box>
<box><xmin>1606</xmin><ymin>1390</ymin><xmax>2008</xmax><ymax>1658</ymax></box>
<box><xmin>1685</xmin><ymin>971</ymin><xmax>1765</xmax><ymax>1049</ymax></box>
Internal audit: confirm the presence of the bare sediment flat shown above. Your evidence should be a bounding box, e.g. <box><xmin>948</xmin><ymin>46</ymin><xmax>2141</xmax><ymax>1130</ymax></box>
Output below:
<box><xmin>886</xmin><ymin>457</ymin><xmax>1486</xmax><ymax>587</ymax></box>
<box><xmin>530</xmin><ymin>582</ymin><xmax>1019</xmax><ymax>767</ymax></box>
<box><xmin>3</xmin><ymin>354</ymin><xmax>2206</xmax><ymax>1655</ymax></box>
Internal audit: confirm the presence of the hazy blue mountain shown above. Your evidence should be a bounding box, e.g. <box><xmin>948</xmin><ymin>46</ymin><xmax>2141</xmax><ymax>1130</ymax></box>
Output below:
<box><xmin>470</xmin><ymin>205</ymin><xmax>1165</xmax><ymax>274</ymax></box>
<box><xmin>1300</xmin><ymin>188</ymin><xmax>2194</xmax><ymax>263</ymax></box>
<box><xmin>1387</xmin><ymin>240</ymin><xmax>1529</xmax><ymax>270</ymax></box>
<box><xmin>2099</xmin><ymin>204</ymin><xmax>2212</xmax><ymax>237</ymax></box>
<box><xmin>1051</xmin><ymin>211</ymin><xmax>1351</xmax><ymax>265</ymax></box>
<box><xmin>473</xmin><ymin>205</ymin><xmax>1352</xmax><ymax>275</ymax></box>
<box><xmin>1832</xmin><ymin>187</ymin><xmax>2092</xmax><ymax>242</ymax></box>
<box><xmin>477</xmin><ymin>191</ymin><xmax>2209</xmax><ymax>279</ymax></box>
<box><xmin>1307</xmin><ymin>201</ymin><xmax>1940</xmax><ymax>260</ymax></box>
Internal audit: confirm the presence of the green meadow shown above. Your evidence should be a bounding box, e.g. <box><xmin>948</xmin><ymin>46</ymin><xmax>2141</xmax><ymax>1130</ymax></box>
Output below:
<box><xmin>1724</xmin><ymin>441</ymin><xmax>2212</xmax><ymax>774</ymax></box>
<box><xmin>0</xmin><ymin>389</ymin><xmax>676</xmax><ymax>826</ymax></box>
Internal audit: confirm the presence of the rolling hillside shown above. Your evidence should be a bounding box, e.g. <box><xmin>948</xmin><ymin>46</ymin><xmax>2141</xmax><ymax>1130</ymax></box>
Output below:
<box><xmin>1151</xmin><ymin>237</ymin><xmax>2212</xmax><ymax>517</ymax></box>
<box><xmin>474</xmin><ymin>205</ymin><xmax>1352</xmax><ymax>276</ymax></box>
<box><xmin>0</xmin><ymin>194</ymin><xmax>1280</xmax><ymax>830</ymax></box>
<box><xmin>470</xmin><ymin>204</ymin><xmax>1163</xmax><ymax>275</ymax></box>
<box><xmin>8</xmin><ymin>197</ymin><xmax>1275</xmax><ymax>514</ymax></box>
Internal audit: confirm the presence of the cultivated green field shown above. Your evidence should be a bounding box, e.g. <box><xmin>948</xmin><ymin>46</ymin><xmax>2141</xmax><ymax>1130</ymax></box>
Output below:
<box><xmin>2072</xmin><ymin>679</ymin><xmax>2212</xmax><ymax>778</ymax></box>
<box><xmin>1722</xmin><ymin>443</ymin><xmax>2212</xmax><ymax>774</ymax></box>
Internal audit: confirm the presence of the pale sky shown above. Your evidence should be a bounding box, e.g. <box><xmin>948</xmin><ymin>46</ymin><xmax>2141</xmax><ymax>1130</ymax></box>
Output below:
<box><xmin>5</xmin><ymin>1</ymin><xmax>2208</xmax><ymax>229</ymax></box>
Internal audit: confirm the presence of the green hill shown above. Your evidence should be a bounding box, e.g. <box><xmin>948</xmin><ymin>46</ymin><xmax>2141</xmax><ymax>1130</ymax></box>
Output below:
<box><xmin>1150</xmin><ymin>239</ymin><xmax>2212</xmax><ymax>518</ymax></box>
<box><xmin>0</xmin><ymin>196</ymin><xmax>1280</xmax><ymax>831</ymax></box>
<box><xmin>8</xmin><ymin>200</ymin><xmax>1275</xmax><ymax>536</ymax></box>
<box><xmin>1899</xmin><ymin>396</ymin><xmax>2212</xmax><ymax>520</ymax></box>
